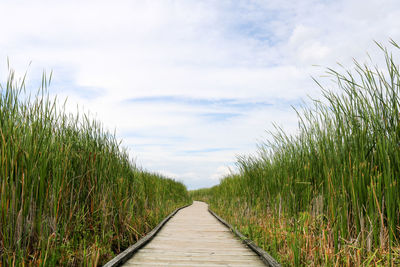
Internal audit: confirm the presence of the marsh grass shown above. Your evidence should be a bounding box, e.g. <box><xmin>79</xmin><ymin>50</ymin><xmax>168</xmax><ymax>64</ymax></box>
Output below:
<box><xmin>0</xmin><ymin>69</ymin><xmax>190</xmax><ymax>266</ymax></box>
<box><xmin>191</xmin><ymin>41</ymin><xmax>400</xmax><ymax>266</ymax></box>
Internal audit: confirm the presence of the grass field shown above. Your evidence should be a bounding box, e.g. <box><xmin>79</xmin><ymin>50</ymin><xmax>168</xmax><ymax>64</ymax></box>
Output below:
<box><xmin>0</xmin><ymin>70</ymin><xmax>191</xmax><ymax>266</ymax></box>
<box><xmin>192</xmin><ymin>41</ymin><xmax>400</xmax><ymax>266</ymax></box>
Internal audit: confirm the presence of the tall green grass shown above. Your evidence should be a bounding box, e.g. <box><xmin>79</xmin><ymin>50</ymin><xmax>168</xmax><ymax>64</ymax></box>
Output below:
<box><xmin>0</xmin><ymin>69</ymin><xmax>191</xmax><ymax>266</ymax></box>
<box><xmin>192</xmin><ymin>41</ymin><xmax>400</xmax><ymax>266</ymax></box>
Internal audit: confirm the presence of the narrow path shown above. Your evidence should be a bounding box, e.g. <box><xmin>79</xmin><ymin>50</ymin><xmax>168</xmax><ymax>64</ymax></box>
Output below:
<box><xmin>123</xmin><ymin>201</ymin><xmax>266</xmax><ymax>266</ymax></box>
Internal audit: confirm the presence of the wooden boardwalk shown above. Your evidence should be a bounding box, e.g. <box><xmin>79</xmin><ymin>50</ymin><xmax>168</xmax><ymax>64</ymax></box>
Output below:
<box><xmin>123</xmin><ymin>201</ymin><xmax>266</xmax><ymax>266</ymax></box>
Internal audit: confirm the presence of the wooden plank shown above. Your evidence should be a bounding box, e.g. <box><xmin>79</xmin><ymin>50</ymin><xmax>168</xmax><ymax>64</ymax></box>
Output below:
<box><xmin>137</xmin><ymin>249</ymin><xmax>256</xmax><ymax>256</ymax></box>
<box><xmin>125</xmin><ymin>263</ymin><xmax>265</xmax><ymax>267</ymax></box>
<box><xmin>131</xmin><ymin>254</ymin><xmax>261</xmax><ymax>261</ymax></box>
<box><xmin>124</xmin><ymin>259</ymin><xmax>266</xmax><ymax>266</ymax></box>
<box><xmin>121</xmin><ymin>201</ymin><xmax>272</xmax><ymax>266</ymax></box>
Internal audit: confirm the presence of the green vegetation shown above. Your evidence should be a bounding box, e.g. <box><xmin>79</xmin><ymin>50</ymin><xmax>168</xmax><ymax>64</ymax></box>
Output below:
<box><xmin>0</xmin><ymin>70</ymin><xmax>191</xmax><ymax>266</ymax></box>
<box><xmin>192</xmin><ymin>41</ymin><xmax>400</xmax><ymax>266</ymax></box>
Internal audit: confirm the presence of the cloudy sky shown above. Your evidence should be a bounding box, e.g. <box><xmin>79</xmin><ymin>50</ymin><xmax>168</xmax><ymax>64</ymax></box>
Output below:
<box><xmin>1</xmin><ymin>0</ymin><xmax>400</xmax><ymax>189</ymax></box>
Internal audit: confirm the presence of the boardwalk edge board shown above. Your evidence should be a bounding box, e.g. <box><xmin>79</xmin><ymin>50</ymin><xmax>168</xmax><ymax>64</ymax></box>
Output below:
<box><xmin>208</xmin><ymin>208</ymin><xmax>281</xmax><ymax>267</ymax></box>
<box><xmin>103</xmin><ymin>203</ymin><xmax>192</xmax><ymax>267</ymax></box>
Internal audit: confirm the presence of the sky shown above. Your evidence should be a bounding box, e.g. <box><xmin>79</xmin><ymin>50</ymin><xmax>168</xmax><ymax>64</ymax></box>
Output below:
<box><xmin>1</xmin><ymin>0</ymin><xmax>400</xmax><ymax>189</ymax></box>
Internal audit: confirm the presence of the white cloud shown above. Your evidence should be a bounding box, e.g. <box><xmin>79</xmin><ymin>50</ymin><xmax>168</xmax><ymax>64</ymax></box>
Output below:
<box><xmin>211</xmin><ymin>166</ymin><xmax>234</xmax><ymax>181</ymax></box>
<box><xmin>1</xmin><ymin>0</ymin><xmax>400</xmax><ymax>189</ymax></box>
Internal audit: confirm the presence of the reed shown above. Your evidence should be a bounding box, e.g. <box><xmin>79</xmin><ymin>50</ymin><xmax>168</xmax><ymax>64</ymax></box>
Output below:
<box><xmin>0</xmin><ymin>69</ymin><xmax>190</xmax><ymax>266</ymax></box>
<box><xmin>191</xmin><ymin>41</ymin><xmax>400</xmax><ymax>266</ymax></box>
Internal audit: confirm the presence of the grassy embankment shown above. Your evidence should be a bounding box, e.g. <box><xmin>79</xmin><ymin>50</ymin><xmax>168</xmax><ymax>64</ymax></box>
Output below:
<box><xmin>0</xmin><ymin>70</ymin><xmax>191</xmax><ymax>266</ymax></box>
<box><xmin>192</xmin><ymin>41</ymin><xmax>400</xmax><ymax>266</ymax></box>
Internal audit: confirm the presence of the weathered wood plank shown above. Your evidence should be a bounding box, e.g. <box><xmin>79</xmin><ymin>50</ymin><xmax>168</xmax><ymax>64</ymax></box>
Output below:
<box><xmin>122</xmin><ymin>201</ymin><xmax>270</xmax><ymax>266</ymax></box>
